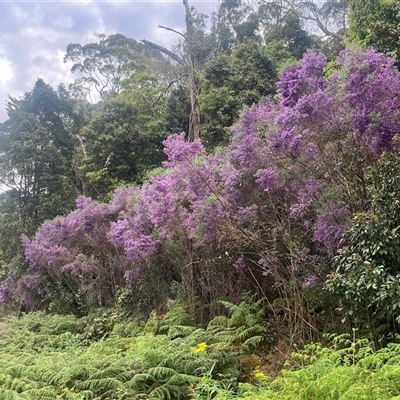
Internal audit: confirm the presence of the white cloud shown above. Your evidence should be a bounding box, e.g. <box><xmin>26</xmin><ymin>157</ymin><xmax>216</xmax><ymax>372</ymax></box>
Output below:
<box><xmin>10</xmin><ymin>4</ymin><xmax>30</xmax><ymax>21</ymax></box>
<box><xmin>22</xmin><ymin>26</ymin><xmax>60</xmax><ymax>43</ymax></box>
<box><xmin>0</xmin><ymin>58</ymin><xmax>13</xmax><ymax>86</ymax></box>
<box><xmin>53</xmin><ymin>16</ymin><xmax>75</xmax><ymax>30</ymax></box>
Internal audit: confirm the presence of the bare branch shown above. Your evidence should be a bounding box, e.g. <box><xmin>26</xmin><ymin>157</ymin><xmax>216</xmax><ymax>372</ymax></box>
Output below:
<box><xmin>262</xmin><ymin>0</ymin><xmax>346</xmax><ymax>41</ymax></box>
<box><xmin>152</xmin><ymin>73</ymin><xmax>188</xmax><ymax>108</ymax></box>
<box><xmin>141</xmin><ymin>39</ymin><xmax>185</xmax><ymax>65</ymax></box>
<box><xmin>158</xmin><ymin>25</ymin><xmax>187</xmax><ymax>40</ymax></box>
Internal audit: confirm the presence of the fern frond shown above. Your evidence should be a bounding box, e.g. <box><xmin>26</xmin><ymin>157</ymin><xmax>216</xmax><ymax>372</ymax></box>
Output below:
<box><xmin>77</xmin><ymin>377</ymin><xmax>123</xmax><ymax>394</ymax></box>
<box><xmin>148</xmin><ymin>384</ymin><xmax>172</xmax><ymax>400</ymax></box>
<box><xmin>213</xmin><ymin>329</ymin><xmax>236</xmax><ymax>344</ymax></box>
<box><xmin>166</xmin><ymin>373</ymin><xmax>200</xmax><ymax>386</ymax></box>
<box><xmin>149</xmin><ymin>383</ymin><xmax>187</xmax><ymax>400</ymax></box>
<box><xmin>206</xmin><ymin>325</ymin><xmax>228</xmax><ymax>338</ymax></box>
<box><xmin>0</xmin><ymin>374</ymin><xmax>13</xmax><ymax>389</ymax></box>
<box><xmin>243</xmin><ymin>335</ymin><xmax>263</xmax><ymax>350</ymax></box>
<box><xmin>218</xmin><ymin>300</ymin><xmax>239</xmax><ymax>314</ymax></box>
<box><xmin>5</xmin><ymin>365</ymin><xmax>26</xmax><ymax>379</ymax></box>
<box><xmin>10</xmin><ymin>376</ymin><xmax>35</xmax><ymax>392</ymax></box>
<box><xmin>129</xmin><ymin>373</ymin><xmax>157</xmax><ymax>390</ymax></box>
<box><xmin>100</xmin><ymin>388</ymin><xmax>124</xmax><ymax>399</ymax></box>
<box><xmin>0</xmin><ymin>388</ymin><xmax>26</xmax><ymax>399</ymax></box>
<box><xmin>23</xmin><ymin>386</ymin><xmax>58</xmax><ymax>399</ymax></box>
<box><xmin>244</xmin><ymin>314</ymin><xmax>258</xmax><ymax>328</ymax></box>
<box><xmin>25</xmin><ymin>365</ymin><xmax>60</xmax><ymax>385</ymax></box>
<box><xmin>147</xmin><ymin>367</ymin><xmax>177</xmax><ymax>380</ymax></box>
<box><xmin>162</xmin><ymin>305</ymin><xmax>194</xmax><ymax>328</ymax></box>
<box><xmin>71</xmin><ymin>389</ymin><xmax>95</xmax><ymax>400</ymax></box>
<box><xmin>64</xmin><ymin>364</ymin><xmax>93</xmax><ymax>384</ymax></box>
<box><xmin>166</xmin><ymin>325</ymin><xmax>197</xmax><ymax>339</ymax></box>
<box><xmin>174</xmin><ymin>357</ymin><xmax>203</xmax><ymax>375</ymax></box>
<box><xmin>190</xmin><ymin>359</ymin><xmax>215</xmax><ymax>376</ymax></box>
<box><xmin>41</xmin><ymin>369</ymin><xmax>69</xmax><ymax>387</ymax></box>
<box><xmin>207</xmin><ymin>316</ymin><xmax>229</xmax><ymax>328</ymax></box>
<box><xmin>89</xmin><ymin>366</ymin><xmax>134</xmax><ymax>382</ymax></box>
<box><xmin>236</xmin><ymin>326</ymin><xmax>264</xmax><ymax>342</ymax></box>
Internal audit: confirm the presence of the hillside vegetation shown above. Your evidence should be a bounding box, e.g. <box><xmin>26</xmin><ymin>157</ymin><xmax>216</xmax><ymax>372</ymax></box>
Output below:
<box><xmin>2</xmin><ymin>306</ymin><xmax>400</xmax><ymax>400</ymax></box>
<box><xmin>1</xmin><ymin>1</ymin><xmax>400</xmax><ymax>398</ymax></box>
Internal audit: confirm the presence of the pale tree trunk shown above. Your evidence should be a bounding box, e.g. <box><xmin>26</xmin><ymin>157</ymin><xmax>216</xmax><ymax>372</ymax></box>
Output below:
<box><xmin>183</xmin><ymin>0</ymin><xmax>201</xmax><ymax>141</ymax></box>
<box><xmin>142</xmin><ymin>0</ymin><xmax>201</xmax><ymax>141</ymax></box>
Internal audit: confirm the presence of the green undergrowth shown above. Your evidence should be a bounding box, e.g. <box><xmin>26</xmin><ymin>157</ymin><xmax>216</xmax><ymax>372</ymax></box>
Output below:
<box><xmin>0</xmin><ymin>298</ymin><xmax>267</xmax><ymax>399</ymax></box>
<box><xmin>1</xmin><ymin>304</ymin><xmax>400</xmax><ymax>400</ymax></box>
<box><xmin>237</xmin><ymin>332</ymin><xmax>400</xmax><ymax>400</ymax></box>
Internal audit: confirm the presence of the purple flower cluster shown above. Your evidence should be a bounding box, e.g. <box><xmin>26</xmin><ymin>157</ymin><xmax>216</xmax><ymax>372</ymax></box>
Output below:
<box><xmin>277</xmin><ymin>50</ymin><xmax>327</xmax><ymax>107</ymax></box>
<box><xmin>314</xmin><ymin>202</ymin><xmax>351</xmax><ymax>257</ymax></box>
<box><xmin>275</xmin><ymin>48</ymin><xmax>400</xmax><ymax>157</ymax></box>
<box><xmin>255</xmin><ymin>168</ymin><xmax>278</xmax><ymax>191</ymax></box>
<box><xmin>15</xmin><ymin>196</ymin><xmax>127</xmax><ymax>309</ymax></box>
<box><xmin>162</xmin><ymin>132</ymin><xmax>205</xmax><ymax>168</ymax></box>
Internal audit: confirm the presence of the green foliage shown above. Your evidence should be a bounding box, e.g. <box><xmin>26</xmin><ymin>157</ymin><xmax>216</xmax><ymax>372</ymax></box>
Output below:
<box><xmin>77</xmin><ymin>310</ymin><xmax>117</xmax><ymax>345</ymax></box>
<box><xmin>0</xmin><ymin>298</ymin><xmax>268</xmax><ymax>400</ymax></box>
<box><xmin>200</xmin><ymin>41</ymin><xmax>277</xmax><ymax>148</ymax></box>
<box><xmin>208</xmin><ymin>296</ymin><xmax>267</xmax><ymax>353</ymax></box>
<box><xmin>0</xmin><ymin>79</ymin><xmax>80</xmax><ymax>260</ymax></box>
<box><xmin>0</xmin><ymin>79</ymin><xmax>85</xmax><ymax>310</ymax></box>
<box><xmin>2</xmin><ymin>309</ymin><xmax>400</xmax><ymax>400</ymax></box>
<box><xmin>227</xmin><ymin>332</ymin><xmax>400</xmax><ymax>399</ymax></box>
<box><xmin>79</xmin><ymin>94</ymin><xmax>166</xmax><ymax>198</ymax></box>
<box><xmin>264</xmin><ymin>12</ymin><xmax>314</xmax><ymax>62</ymax></box>
<box><xmin>65</xmin><ymin>33</ymin><xmax>154</xmax><ymax>100</ymax></box>
<box><xmin>192</xmin><ymin>375</ymin><xmax>236</xmax><ymax>400</ymax></box>
<box><xmin>216</xmin><ymin>0</ymin><xmax>261</xmax><ymax>51</ymax></box>
<box><xmin>326</xmin><ymin>150</ymin><xmax>400</xmax><ymax>337</ymax></box>
<box><xmin>163</xmin><ymin>85</ymin><xmax>191</xmax><ymax>135</ymax></box>
<box><xmin>349</xmin><ymin>0</ymin><xmax>400</xmax><ymax>63</ymax></box>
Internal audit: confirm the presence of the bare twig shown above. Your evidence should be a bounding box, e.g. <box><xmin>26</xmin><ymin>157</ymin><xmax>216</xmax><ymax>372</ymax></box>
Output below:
<box><xmin>141</xmin><ymin>39</ymin><xmax>185</xmax><ymax>65</ymax></box>
<box><xmin>152</xmin><ymin>73</ymin><xmax>188</xmax><ymax>108</ymax></box>
<box><xmin>159</xmin><ymin>25</ymin><xmax>187</xmax><ymax>40</ymax></box>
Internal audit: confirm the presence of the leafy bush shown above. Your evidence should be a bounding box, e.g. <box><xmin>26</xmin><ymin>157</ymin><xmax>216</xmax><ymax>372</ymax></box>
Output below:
<box><xmin>327</xmin><ymin>150</ymin><xmax>400</xmax><ymax>339</ymax></box>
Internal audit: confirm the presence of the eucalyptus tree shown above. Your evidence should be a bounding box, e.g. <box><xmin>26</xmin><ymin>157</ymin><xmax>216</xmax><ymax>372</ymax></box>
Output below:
<box><xmin>215</xmin><ymin>0</ymin><xmax>261</xmax><ymax>52</ymax></box>
<box><xmin>264</xmin><ymin>10</ymin><xmax>315</xmax><ymax>65</ymax></box>
<box><xmin>259</xmin><ymin>0</ymin><xmax>348</xmax><ymax>41</ymax></box>
<box><xmin>65</xmin><ymin>33</ymin><xmax>166</xmax><ymax>102</ymax></box>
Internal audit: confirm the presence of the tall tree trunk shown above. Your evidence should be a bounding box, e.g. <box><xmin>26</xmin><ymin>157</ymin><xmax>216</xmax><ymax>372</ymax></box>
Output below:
<box><xmin>142</xmin><ymin>0</ymin><xmax>201</xmax><ymax>141</ymax></box>
<box><xmin>183</xmin><ymin>0</ymin><xmax>201</xmax><ymax>141</ymax></box>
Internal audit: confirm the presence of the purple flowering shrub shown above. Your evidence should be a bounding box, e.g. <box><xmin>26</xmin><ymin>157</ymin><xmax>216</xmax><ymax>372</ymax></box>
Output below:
<box><xmin>272</xmin><ymin>48</ymin><xmax>400</xmax><ymax>251</ymax></box>
<box><xmin>4</xmin><ymin>48</ymin><xmax>400</xmax><ymax>321</ymax></box>
<box><xmin>276</xmin><ymin>50</ymin><xmax>328</xmax><ymax>107</ymax></box>
<box><xmin>14</xmin><ymin>196</ymin><xmax>128</xmax><ymax>312</ymax></box>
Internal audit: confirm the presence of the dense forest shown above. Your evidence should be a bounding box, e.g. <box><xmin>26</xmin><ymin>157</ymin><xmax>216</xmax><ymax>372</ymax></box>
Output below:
<box><xmin>1</xmin><ymin>0</ymin><xmax>400</xmax><ymax>398</ymax></box>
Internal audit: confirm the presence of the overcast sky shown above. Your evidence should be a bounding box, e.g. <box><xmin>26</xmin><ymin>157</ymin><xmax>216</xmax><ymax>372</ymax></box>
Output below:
<box><xmin>0</xmin><ymin>0</ymin><xmax>219</xmax><ymax>122</ymax></box>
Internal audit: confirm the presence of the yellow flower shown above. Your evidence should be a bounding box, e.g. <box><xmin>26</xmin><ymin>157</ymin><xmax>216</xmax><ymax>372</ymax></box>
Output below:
<box><xmin>254</xmin><ymin>367</ymin><xmax>265</xmax><ymax>379</ymax></box>
<box><xmin>192</xmin><ymin>342</ymin><xmax>208</xmax><ymax>354</ymax></box>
